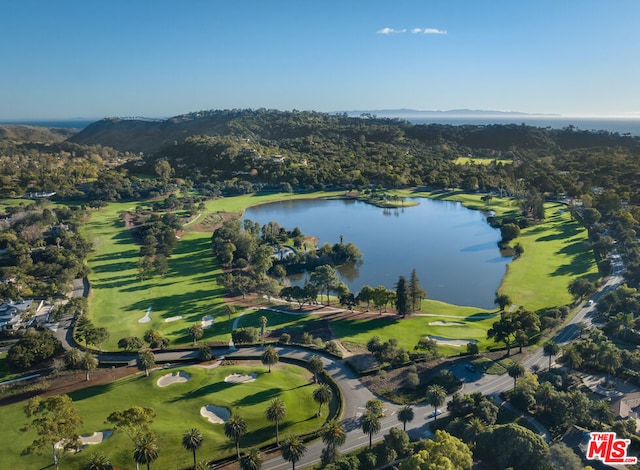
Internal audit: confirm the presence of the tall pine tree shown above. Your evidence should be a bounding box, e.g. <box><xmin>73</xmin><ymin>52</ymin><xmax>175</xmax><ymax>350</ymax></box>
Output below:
<box><xmin>395</xmin><ymin>276</ymin><xmax>410</xmax><ymax>317</ymax></box>
<box><xmin>409</xmin><ymin>268</ymin><xmax>426</xmax><ymax>314</ymax></box>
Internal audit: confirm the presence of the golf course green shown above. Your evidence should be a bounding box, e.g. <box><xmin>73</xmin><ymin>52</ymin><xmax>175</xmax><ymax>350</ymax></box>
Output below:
<box><xmin>5</xmin><ymin>363</ymin><xmax>327</xmax><ymax>469</ymax></box>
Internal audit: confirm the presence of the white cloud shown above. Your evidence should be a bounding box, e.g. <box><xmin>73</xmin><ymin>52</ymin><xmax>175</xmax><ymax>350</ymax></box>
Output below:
<box><xmin>377</xmin><ymin>27</ymin><xmax>406</xmax><ymax>34</ymax></box>
<box><xmin>423</xmin><ymin>28</ymin><xmax>447</xmax><ymax>35</ymax></box>
<box><xmin>378</xmin><ymin>27</ymin><xmax>447</xmax><ymax>35</ymax></box>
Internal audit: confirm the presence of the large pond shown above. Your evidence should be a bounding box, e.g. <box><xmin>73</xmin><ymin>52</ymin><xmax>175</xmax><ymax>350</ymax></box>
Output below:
<box><xmin>244</xmin><ymin>198</ymin><xmax>511</xmax><ymax>309</ymax></box>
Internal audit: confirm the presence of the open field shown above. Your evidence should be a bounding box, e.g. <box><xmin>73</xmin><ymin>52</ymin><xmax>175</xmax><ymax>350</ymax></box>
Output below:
<box><xmin>79</xmin><ymin>190</ymin><xmax>595</xmax><ymax>353</ymax></box>
<box><xmin>1</xmin><ymin>363</ymin><xmax>325</xmax><ymax>469</ymax></box>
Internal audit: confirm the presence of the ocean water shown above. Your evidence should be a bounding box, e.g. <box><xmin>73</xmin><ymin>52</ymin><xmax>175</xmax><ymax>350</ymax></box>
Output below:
<box><xmin>0</xmin><ymin>119</ymin><xmax>95</xmax><ymax>129</ymax></box>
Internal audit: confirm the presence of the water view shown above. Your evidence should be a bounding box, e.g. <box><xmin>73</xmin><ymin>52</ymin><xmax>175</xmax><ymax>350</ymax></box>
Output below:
<box><xmin>244</xmin><ymin>198</ymin><xmax>511</xmax><ymax>309</ymax></box>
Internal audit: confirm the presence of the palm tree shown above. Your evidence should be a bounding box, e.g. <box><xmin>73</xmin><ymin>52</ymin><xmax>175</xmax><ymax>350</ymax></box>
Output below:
<box><xmin>182</xmin><ymin>428</ymin><xmax>204</xmax><ymax>470</ymax></box>
<box><xmin>600</xmin><ymin>343</ymin><xmax>622</xmax><ymax>380</ymax></box>
<box><xmin>360</xmin><ymin>410</ymin><xmax>381</xmax><ymax>449</ymax></box>
<box><xmin>261</xmin><ymin>346</ymin><xmax>279</xmax><ymax>373</ymax></box>
<box><xmin>543</xmin><ymin>341</ymin><xmax>559</xmax><ymax>371</ymax></box>
<box><xmin>308</xmin><ymin>355</ymin><xmax>324</xmax><ymax>383</ymax></box>
<box><xmin>136</xmin><ymin>349</ymin><xmax>155</xmax><ymax>377</ymax></box>
<box><xmin>463</xmin><ymin>417</ymin><xmax>485</xmax><ymax>445</ymax></box>
<box><xmin>425</xmin><ymin>384</ymin><xmax>446</xmax><ymax>422</ymax></box>
<box><xmin>85</xmin><ymin>452</ymin><xmax>113</xmax><ymax>470</ymax></box>
<box><xmin>321</xmin><ymin>420</ymin><xmax>346</xmax><ymax>464</ymax></box>
<box><xmin>312</xmin><ymin>384</ymin><xmax>332</xmax><ymax>416</ymax></box>
<box><xmin>507</xmin><ymin>361</ymin><xmax>525</xmax><ymax>391</ymax></box>
<box><xmin>240</xmin><ymin>447</ymin><xmax>262</xmax><ymax>470</ymax></box>
<box><xmin>224</xmin><ymin>414</ymin><xmax>247</xmax><ymax>459</ymax></box>
<box><xmin>537</xmin><ymin>381</ymin><xmax>555</xmax><ymax>413</ymax></box>
<box><xmin>265</xmin><ymin>398</ymin><xmax>287</xmax><ymax>445</ymax></box>
<box><xmin>281</xmin><ymin>434</ymin><xmax>307</xmax><ymax>470</ymax></box>
<box><xmin>188</xmin><ymin>325</ymin><xmax>204</xmax><ymax>347</ymax></box>
<box><xmin>397</xmin><ymin>405</ymin><xmax>414</xmax><ymax>431</ymax></box>
<box><xmin>81</xmin><ymin>351</ymin><xmax>98</xmax><ymax>381</ymax></box>
<box><xmin>133</xmin><ymin>433</ymin><xmax>159</xmax><ymax>470</ymax></box>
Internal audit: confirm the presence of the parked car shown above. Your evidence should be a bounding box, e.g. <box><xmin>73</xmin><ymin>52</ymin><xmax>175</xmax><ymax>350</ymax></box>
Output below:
<box><xmin>428</xmin><ymin>409</ymin><xmax>443</xmax><ymax>418</ymax></box>
<box><xmin>465</xmin><ymin>364</ymin><xmax>476</xmax><ymax>373</ymax></box>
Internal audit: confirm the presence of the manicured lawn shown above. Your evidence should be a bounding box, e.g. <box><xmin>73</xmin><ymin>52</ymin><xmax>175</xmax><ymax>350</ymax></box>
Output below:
<box><xmin>331</xmin><ymin>308</ymin><xmax>496</xmax><ymax>355</ymax></box>
<box><xmin>497</xmin><ymin>203</ymin><xmax>598</xmax><ymax>311</ymax></box>
<box><xmin>82</xmin><ymin>192</ymin><xmax>341</xmax><ymax>350</ymax></box>
<box><xmin>82</xmin><ymin>201</ymin><xmax>228</xmax><ymax>350</ymax></box>
<box><xmin>3</xmin><ymin>363</ymin><xmax>325</xmax><ymax>469</ymax></box>
<box><xmin>237</xmin><ymin>308</ymin><xmax>319</xmax><ymax>337</ymax></box>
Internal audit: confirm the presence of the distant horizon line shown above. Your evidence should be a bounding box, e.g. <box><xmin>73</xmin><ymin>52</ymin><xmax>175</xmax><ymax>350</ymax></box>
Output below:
<box><xmin>2</xmin><ymin>109</ymin><xmax>640</xmax><ymax>123</ymax></box>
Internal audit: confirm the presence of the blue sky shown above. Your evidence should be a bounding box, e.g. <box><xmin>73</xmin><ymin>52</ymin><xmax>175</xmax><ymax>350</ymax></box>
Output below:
<box><xmin>2</xmin><ymin>0</ymin><xmax>639</xmax><ymax>119</ymax></box>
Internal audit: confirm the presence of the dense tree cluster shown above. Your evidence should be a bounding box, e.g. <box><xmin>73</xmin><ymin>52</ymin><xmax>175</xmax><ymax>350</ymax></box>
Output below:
<box><xmin>0</xmin><ymin>200</ymin><xmax>91</xmax><ymax>297</ymax></box>
<box><xmin>131</xmin><ymin>211</ymin><xmax>182</xmax><ymax>279</ymax></box>
<box><xmin>7</xmin><ymin>328</ymin><xmax>63</xmax><ymax>371</ymax></box>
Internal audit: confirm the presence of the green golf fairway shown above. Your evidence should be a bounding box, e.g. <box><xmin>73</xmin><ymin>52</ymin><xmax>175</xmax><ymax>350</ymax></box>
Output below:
<box><xmin>6</xmin><ymin>363</ymin><xmax>327</xmax><ymax>469</ymax></box>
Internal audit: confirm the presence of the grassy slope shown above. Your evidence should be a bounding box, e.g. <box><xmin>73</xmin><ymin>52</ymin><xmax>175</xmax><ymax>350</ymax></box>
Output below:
<box><xmin>3</xmin><ymin>364</ymin><xmax>322</xmax><ymax>469</ymax></box>
<box><xmin>83</xmin><ymin>192</ymin><xmax>341</xmax><ymax>350</ymax></box>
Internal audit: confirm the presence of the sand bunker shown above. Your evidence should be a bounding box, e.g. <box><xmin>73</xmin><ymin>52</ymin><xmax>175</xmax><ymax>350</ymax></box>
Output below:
<box><xmin>80</xmin><ymin>430</ymin><xmax>113</xmax><ymax>445</ymax></box>
<box><xmin>138</xmin><ymin>306</ymin><xmax>152</xmax><ymax>323</ymax></box>
<box><xmin>428</xmin><ymin>336</ymin><xmax>477</xmax><ymax>347</ymax></box>
<box><xmin>157</xmin><ymin>371</ymin><xmax>191</xmax><ymax>387</ymax></box>
<box><xmin>200</xmin><ymin>405</ymin><xmax>231</xmax><ymax>424</ymax></box>
<box><xmin>165</xmin><ymin>315</ymin><xmax>183</xmax><ymax>323</ymax></box>
<box><xmin>201</xmin><ymin>315</ymin><xmax>214</xmax><ymax>329</ymax></box>
<box><xmin>429</xmin><ymin>321</ymin><xmax>465</xmax><ymax>326</ymax></box>
<box><xmin>224</xmin><ymin>373</ymin><xmax>257</xmax><ymax>383</ymax></box>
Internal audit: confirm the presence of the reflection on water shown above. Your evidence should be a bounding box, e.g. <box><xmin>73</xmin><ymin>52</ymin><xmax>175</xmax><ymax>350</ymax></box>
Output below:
<box><xmin>244</xmin><ymin>198</ymin><xmax>510</xmax><ymax>308</ymax></box>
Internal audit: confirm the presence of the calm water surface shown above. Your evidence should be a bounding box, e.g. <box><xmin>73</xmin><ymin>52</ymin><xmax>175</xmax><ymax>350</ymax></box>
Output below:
<box><xmin>244</xmin><ymin>198</ymin><xmax>511</xmax><ymax>309</ymax></box>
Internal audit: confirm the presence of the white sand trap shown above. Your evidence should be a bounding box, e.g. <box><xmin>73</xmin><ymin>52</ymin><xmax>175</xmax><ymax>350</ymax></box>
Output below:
<box><xmin>200</xmin><ymin>405</ymin><xmax>231</xmax><ymax>424</ymax></box>
<box><xmin>80</xmin><ymin>430</ymin><xmax>113</xmax><ymax>445</ymax></box>
<box><xmin>138</xmin><ymin>306</ymin><xmax>152</xmax><ymax>323</ymax></box>
<box><xmin>428</xmin><ymin>336</ymin><xmax>477</xmax><ymax>347</ymax></box>
<box><xmin>201</xmin><ymin>315</ymin><xmax>214</xmax><ymax>329</ymax></box>
<box><xmin>225</xmin><ymin>373</ymin><xmax>257</xmax><ymax>383</ymax></box>
<box><xmin>429</xmin><ymin>321</ymin><xmax>465</xmax><ymax>326</ymax></box>
<box><xmin>157</xmin><ymin>371</ymin><xmax>191</xmax><ymax>387</ymax></box>
<box><xmin>165</xmin><ymin>315</ymin><xmax>183</xmax><ymax>323</ymax></box>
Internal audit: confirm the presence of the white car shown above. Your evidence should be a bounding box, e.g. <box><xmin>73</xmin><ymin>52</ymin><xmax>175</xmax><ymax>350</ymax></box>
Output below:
<box><xmin>587</xmin><ymin>300</ymin><xmax>594</xmax><ymax>306</ymax></box>
<box><xmin>428</xmin><ymin>409</ymin><xmax>443</xmax><ymax>418</ymax></box>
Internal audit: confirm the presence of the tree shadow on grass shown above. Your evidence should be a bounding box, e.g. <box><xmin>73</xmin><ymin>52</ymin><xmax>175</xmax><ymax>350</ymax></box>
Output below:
<box><xmin>168</xmin><ymin>381</ymin><xmax>234</xmax><ymax>402</ymax></box>
<box><xmin>534</xmin><ymin>223</ymin><xmax>582</xmax><ymax>242</ymax></box>
<box><xmin>464</xmin><ymin>312</ymin><xmax>499</xmax><ymax>322</ymax></box>
<box><xmin>68</xmin><ymin>374</ymin><xmax>144</xmax><ymax>402</ymax></box>
<box><xmin>234</xmin><ymin>387</ymin><xmax>283</xmax><ymax>406</ymax></box>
